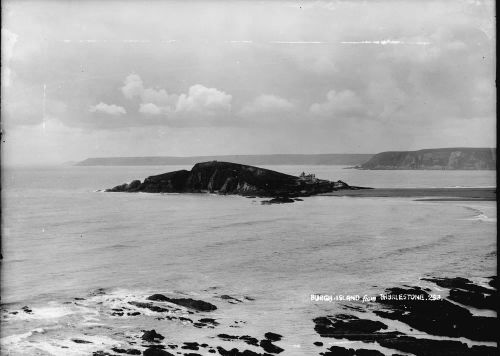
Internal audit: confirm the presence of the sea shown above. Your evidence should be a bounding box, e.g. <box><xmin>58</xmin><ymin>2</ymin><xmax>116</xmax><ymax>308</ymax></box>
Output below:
<box><xmin>0</xmin><ymin>165</ymin><xmax>496</xmax><ymax>355</ymax></box>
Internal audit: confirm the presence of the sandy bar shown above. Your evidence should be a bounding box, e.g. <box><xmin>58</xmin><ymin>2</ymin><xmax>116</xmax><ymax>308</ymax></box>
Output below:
<box><xmin>320</xmin><ymin>187</ymin><xmax>496</xmax><ymax>201</ymax></box>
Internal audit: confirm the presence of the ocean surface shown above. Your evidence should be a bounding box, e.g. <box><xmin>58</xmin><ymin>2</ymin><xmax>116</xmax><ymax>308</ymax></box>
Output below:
<box><xmin>0</xmin><ymin>165</ymin><xmax>496</xmax><ymax>355</ymax></box>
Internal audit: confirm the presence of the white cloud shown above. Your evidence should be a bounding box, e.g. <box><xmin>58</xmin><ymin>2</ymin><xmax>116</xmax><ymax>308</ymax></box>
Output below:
<box><xmin>122</xmin><ymin>74</ymin><xmax>232</xmax><ymax>116</ymax></box>
<box><xmin>89</xmin><ymin>102</ymin><xmax>126</xmax><ymax>116</ymax></box>
<box><xmin>139</xmin><ymin>102</ymin><xmax>162</xmax><ymax>115</ymax></box>
<box><xmin>310</xmin><ymin>90</ymin><xmax>363</xmax><ymax>117</ymax></box>
<box><xmin>121</xmin><ymin>74</ymin><xmax>144</xmax><ymax>100</ymax></box>
<box><xmin>176</xmin><ymin>84</ymin><xmax>232</xmax><ymax>113</ymax></box>
<box><xmin>240</xmin><ymin>94</ymin><xmax>294</xmax><ymax>115</ymax></box>
<box><xmin>142</xmin><ymin>88</ymin><xmax>177</xmax><ymax>106</ymax></box>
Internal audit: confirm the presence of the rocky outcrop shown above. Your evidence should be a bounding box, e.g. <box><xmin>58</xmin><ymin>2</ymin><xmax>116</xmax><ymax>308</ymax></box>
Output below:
<box><xmin>357</xmin><ymin>147</ymin><xmax>495</xmax><ymax>170</ymax></box>
<box><xmin>106</xmin><ymin>161</ymin><xmax>362</xmax><ymax>198</ymax></box>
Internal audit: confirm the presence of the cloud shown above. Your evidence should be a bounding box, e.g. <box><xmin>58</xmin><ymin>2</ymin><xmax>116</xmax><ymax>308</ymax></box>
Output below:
<box><xmin>89</xmin><ymin>102</ymin><xmax>126</xmax><ymax>116</ymax></box>
<box><xmin>122</xmin><ymin>74</ymin><xmax>178</xmax><ymax>106</ymax></box>
<box><xmin>121</xmin><ymin>74</ymin><xmax>229</xmax><ymax>116</ymax></box>
<box><xmin>310</xmin><ymin>90</ymin><xmax>363</xmax><ymax>117</ymax></box>
<box><xmin>240</xmin><ymin>94</ymin><xmax>294</xmax><ymax>115</ymax></box>
<box><xmin>121</xmin><ymin>74</ymin><xmax>144</xmax><ymax>100</ymax></box>
<box><xmin>139</xmin><ymin>102</ymin><xmax>162</xmax><ymax>115</ymax></box>
<box><xmin>176</xmin><ymin>84</ymin><xmax>232</xmax><ymax>113</ymax></box>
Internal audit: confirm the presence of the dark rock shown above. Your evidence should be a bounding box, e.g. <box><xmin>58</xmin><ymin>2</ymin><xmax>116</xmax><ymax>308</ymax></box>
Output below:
<box><xmin>128</xmin><ymin>312</ymin><xmax>141</xmax><ymax>316</ymax></box>
<box><xmin>72</xmin><ymin>339</ymin><xmax>92</xmax><ymax>344</ymax></box>
<box><xmin>142</xmin><ymin>348</ymin><xmax>175</xmax><ymax>356</ymax></box>
<box><xmin>216</xmin><ymin>347</ymin><xmax>273</xmax><ymax>356</ymax></box>
<box><xmin>321</xmin><ymin>346</ymin><xmax>355</xmax><ymax>356</ymax></box>
<box><xmin>147</xmin><ymin>294</ymin><xmax>170</xmax><ymax>302</ymax></box>
<box><xmin>374</xmin><ymin>286</ymin><xmax>497</xmax><ymax>341</ymax></box>
<box><xmin>259</xmin><ymin>339</ymin><xmax>283</xmax><ymax>354</ymax></box>
<box><xmin>217</xmin><ymin>334</ymin><xmax>258</xmax><ymax>346</ymax></box>
<box><xmin>378</xmin><ymin>335</ymin><xmax>496</xmax><ymax>356</ymax></box>
<box><xmin>181</xmin><ymin>342</ymin><xmax>199</xmax><ymax>351</ymax></box>
<box><xmin>313</xmin><ymin>315</ymin><xmax>390</xmax><ymax>341</ymax></box>
<box><xmin>263</xmin><ymin>332</ymin><xmax>282</xmax><ymax>342</ymax></box>
<box><xmin>21</xmin><ymin>306</ymin><xmax>32</xmax><ymax>314</ymax></box>
<box><xmin>111</xmin><ymin>348</ymin><xmax>141</xmax><ymax>355</ymax></box>
<box><xmin>165</xmin><ymin>298</ymin><xmax>216</xmax><ymax>312</ymax></box>
<box><xmin>422</xmin><ymin>277</ymin><xmax>493</xmax><ymax>294</ymax></box>
<box><xmin>355</xmin><ymin>350</ymin><xmax>385</xmax><ymax>356</ymax></box>
<box><xmin>261</xmin><ymin>197</ymin><xmax>295</xmax><ymax>205</ymax></box>
<box><xmin>145</xmin><ymin>294</ymin><xmax>217</xmax><ymax>312</ymax></box>
<box><xmin>488</xmin><ymin>276</ymin><xmax>497</xmax><ymax>289</ymax></box>
<box><xmin>448</xmin><ymin>288</ymin><xmax>497</xmax><ymax>310</ymax></box>
<box><xmin>129</xmin><ymin>301</ymin><xmax>169</xmax><ymax>313</ymax></box>
<box><xmin>240</xmin><ymin>336</ymin><xmax>259</xmax><ymax>346</ymax></box>
<box><xmin>220</xmin><ymin>295</ymin><xmax>243</xmax><ymax>303</ymax></box>
<box><xmin>141</xmin><ymin>330</ymin><xmax>165</xmax><ymax>342</ymax></box>
<box><xmin>313</xmin><ymin>341</ymin><xmax>323</xmax><ymax>346</ymax></box>
<box><xmin>198</xmin><ymin>318</ymin><xmax>218</xmax><ymax>325</ymax></box>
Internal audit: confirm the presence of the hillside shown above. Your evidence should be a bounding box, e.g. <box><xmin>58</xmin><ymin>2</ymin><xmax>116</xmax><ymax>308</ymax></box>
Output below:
<box><xmin>358</xmin><ymin>148</ymin><xmax>496</xmax><ymax>170</ymax></box>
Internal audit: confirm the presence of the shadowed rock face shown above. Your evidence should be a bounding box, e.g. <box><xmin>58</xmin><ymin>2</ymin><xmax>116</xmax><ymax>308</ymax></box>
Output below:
<box><xmin>106</xmin><ymin>161</ymin><xmax>356</xmax><ymax>197</ymax></box>
<box><xmin>358</xmin><ymin>147</ymin><xmax>496</xmax><ymax>170</ymax></box>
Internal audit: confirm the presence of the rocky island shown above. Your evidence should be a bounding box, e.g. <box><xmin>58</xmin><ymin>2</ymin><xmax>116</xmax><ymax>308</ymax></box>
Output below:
<box><xmin>106</xmin><ymin>161</ymin><xmax>367</xmax><ymax>203</ymax></box>
<box><xmin>355</xmin><ymin>147</ymin><xmax>495</xmax><ymax>170</ymax></box>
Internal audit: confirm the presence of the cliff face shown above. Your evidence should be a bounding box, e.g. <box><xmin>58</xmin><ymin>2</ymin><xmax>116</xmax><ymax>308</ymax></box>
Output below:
<box><xmin>359</xmin><ymin>148</ymin><xmax>496</xmax><ymax>170</ymax></box>
<box><xmin>106</xmin><ymin>161</ymin><xmax>354</xmax><ymax>197</ymax></box>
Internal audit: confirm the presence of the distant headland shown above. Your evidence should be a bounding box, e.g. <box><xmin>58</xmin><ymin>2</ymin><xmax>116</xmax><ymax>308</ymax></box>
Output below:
<box><xmin>76</xmin><ymin>154</ymin><xmax>373</xmax><ymax>166</ymax></box>
<box><xmin>105</xmin><ymin>161</ymin><xmax>370</xmax><ymax>204</ymax></box>
<box><xmin>353</xmin><ymin>147</ymin><xmax>495</xmax><ymax>170</ymax></box>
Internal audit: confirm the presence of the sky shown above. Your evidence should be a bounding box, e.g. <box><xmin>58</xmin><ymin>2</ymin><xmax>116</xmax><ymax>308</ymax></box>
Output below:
<box><xmin>1</xmin><ymin>0</ymin><xmax>496</xmax><ymax>165</ymax></box>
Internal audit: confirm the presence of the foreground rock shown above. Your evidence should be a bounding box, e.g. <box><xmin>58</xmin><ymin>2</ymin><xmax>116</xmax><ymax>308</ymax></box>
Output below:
<box><xmin>313</xmin><ymin>276</ymin><xmax>498</xmax><ymax>356</ymax></box>
<box><xmin>106</xmin><ymin>161</ymin><xmax>366</xmax><ymax>200</ymax></box>
<box><xmin>421</xmin><ymin>276</ymin><xmax>497</xmax><ymax>310</ymax></box>
<box><xmin>141</xmin><ymin>330</ymin><xmax>165</xmax><ymax>342</ymax></box>
<box><xmin>374</xmin><ymin>286</ymin><xmax>497</xmax><ymax>341</ymax></box>
<box><xmin>146</xmin><ymin>294</ymin><xmax>217</xmax><ymax>312</ymax></box>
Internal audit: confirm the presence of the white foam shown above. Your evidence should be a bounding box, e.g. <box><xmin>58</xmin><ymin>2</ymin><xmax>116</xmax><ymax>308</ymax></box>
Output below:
<box><xmin>2</xmin><ymin>332</ymin><xmax>121</xmax><ymax>356</ymax></box>
<box><xmin>0</xmin><ymin>327</ymin><xmax>46</xmax><ymax>345</ymax></box>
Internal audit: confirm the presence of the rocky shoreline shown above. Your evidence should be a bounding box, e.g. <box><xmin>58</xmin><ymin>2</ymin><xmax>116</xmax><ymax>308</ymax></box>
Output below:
<box><xmin>105</xmin><ymin>161</ymin><xmax>370</xmax><ymax>204</ymax></box>
<box><xmin>2</xmin><ymin>276</ymin><xmax>496</xmax><ymax>355</ymax></box>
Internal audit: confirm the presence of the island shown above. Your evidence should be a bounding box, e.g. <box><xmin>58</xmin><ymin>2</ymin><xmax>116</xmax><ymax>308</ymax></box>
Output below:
<box><xmin>355</xmin><ymin>147</ymin><xmax>495</xmax><ymax>170</ymax></box>
<box><xmin>105</xmin><ymin>161</ymin><xmax>368</xmax><ymax>203</ymax></box>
